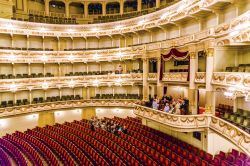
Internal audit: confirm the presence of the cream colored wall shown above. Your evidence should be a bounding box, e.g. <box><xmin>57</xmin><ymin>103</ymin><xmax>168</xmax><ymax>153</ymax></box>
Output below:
<box><xmin>152</xmin><ymin>29</ymin><xmax>166</xmax><ymax>42</ymax></box>
<box><xmin>237</xmin><ymin>97</ymin><xmax>250</xmax><ymax>111</ymax></box>
<box><xmin>61</xmin><ymin>88</ymin><xmax>73</xmax><ymax>96</ymax></box>
<box><xmin>88</xmin><ymin>63</ymin><xmax>100</xmax><ymax>71</ymax></box>
<box><xmin>223</xmin><ymin>5</ymin><xmax>237</xmax><ymax>23</ymax></box>
<box><xmin>88</xmin><ymin>37</ymin><xmax>99</xmax><ymax>48</ymax></box>
<box><xmin>166</xmin><ymin>86</ymin><xmax>188</xmax><ymax>99</ymax></box>
<box><xmin>44</xmin><ymin>37</ymin><xmax>58</xmax><ymax>50</ymax></box>
<box><xmin>47</xmin><ymin>89</ymin><xmax>59</xmax><ymax>97</ymax></box>
<box><xmin>99</xmin><ymin>36</ymin><xmax>112</xmax><ymax>48</ymax></box>
<box><xmin>16</xmin><ymin>90</ymin><xmax>29</xmax><ymax>100</ymax></box>
<box><xmin>214</xmin><ymin>48</ymin><xmax>238</xmax><ymax>72</ymax></box>
<box><xmin>61</xmin><ymin>63</ymin><xmax>73</xmax><ymax>75</ymax></box>
<box><xmin>46</xmin><ymin>64</ymin><xmax>59</xmax><ymax>75</ymax></box>
<box><xmin>181</xmin><ymin>21</ymin><xmax>199</xmax><ymax>36</ymax></box>
<box><xmin>32</xmin><ymin>89</ymin><xmax>44</xmax><ymax>99</ymax></box>
<box><xmin>74</xmin><ymin>63</ymin><xmax>87</xmax><ymax>72</ymax></box>
<box><xmin>30</xmin><ymin>63</ymin><xmax>43</xmax><ymax>73</ymax></box>
<box><xmin>204</xmin><ymin>13</ymin><xmax>217</xmax><ymax>29</ymax></box>
<box><xmin>73</xmin><ymin>37</ymin><xmax>86</xmax><ymax>49</ymax></box>
<box><xmin>0</xmin><ymin>92</ymin><xmax>14</xmax><ymax>102</ymax></box>
<box><xmin>13</xmin><ymin>35</ymin><xmax>27</xmax><ymax>48</ymax></box>
<box><xmin>207</xmin><ymin>130</ymin><xmax>241</xmax><ymax>155</ymax></box>
<box><xmin>215</xmin><ymin>91</ymin><xmax>234</xmax><ymax>106</ymax></box>
<box><xmin>15</xmin><ymin>63</ymin><xmax>28</xmax><ymax>74</ymax></box>
<box><xmin>0</xmin><ymin>64</ymin><xmax>12</xmax><ymax>74</ymax></box>
<box><xmin>198</xmin><ymin>89</ymin><xmax>206</xmax><ymax>107</ymax></box>
<box><xmin>0</xmin><ymin>34</ymin><xmax>11</xmax><ymax>47</ymax></box>
<box><xmin>29</xmin><ymin>36</ymin><xmax>43</xmax><ymax>48</ymax></box>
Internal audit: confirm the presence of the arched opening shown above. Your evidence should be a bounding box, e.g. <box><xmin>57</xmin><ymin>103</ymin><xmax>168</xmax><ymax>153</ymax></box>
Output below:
<box><xmin>124</xmin><ymin>0</ymin><xmax>137</xmax><ymax>13</ymax></box>
<box><xmin>69</xmin><ymin>2</ymin><xmax>84</xmax><ymax>18</ymax></box>
<box><xmin>142</xmin><ymin>0</ymin><xmax>156</xmax><ymax>9</ymax></box>
<box><xmin>106</xmin><ymin>2</ymin><xmax>120</xmax><ymax>14</ymax></box>
<box><xmin>49</xmin><ymin>1</ymin><xmax>65</xmax><ymax>16</ymax></box>
<box><xmin>88</xmin><ymin>3</ymin><xmax>102</xmax><ymax>15</ymax></box>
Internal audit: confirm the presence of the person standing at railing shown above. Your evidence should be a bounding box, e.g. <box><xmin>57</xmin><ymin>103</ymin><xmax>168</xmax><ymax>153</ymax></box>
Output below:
<box><xmin>163</xmin><ymin>103</ymin><xmax>170</xmax><ymax>113</ymax></box>
<box><xmin>117</xmin><ymin>64</ymin><xmax>123</xmax><ymax>74</ymax></box>
<box><xmin>152</xmin><ymin>99</ymin><xmax>159</xmax><ymax>109</ymax></box>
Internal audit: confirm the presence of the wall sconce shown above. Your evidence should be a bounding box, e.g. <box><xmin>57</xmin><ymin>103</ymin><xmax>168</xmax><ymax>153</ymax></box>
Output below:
<box><xmin>9</xmin><ymin>83</ymin><xmax>17</xmax><ymax>92</ymax></box>
<box><xmin>68</xmin><ymin>79</ymin><xmax>76</xmax><ymax>88</ymax></box>
<box><xmin>42</xmin><ymin>82</ymin><xmax>49</xmax><ymax>90</ymax></box>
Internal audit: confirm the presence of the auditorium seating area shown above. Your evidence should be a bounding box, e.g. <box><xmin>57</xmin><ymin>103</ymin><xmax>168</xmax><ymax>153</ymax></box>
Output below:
<box><xmin>0</xmin><ymin>95</ymin><xmax>82</xmax><ymax>108</ymax></box>
<box><xmin>216</xmin><ymin>104</ymin><xmax>250</xmax><ymax>133</ymax></box>
<box><xmin>0</xmin><ymin>117</ymin><xmax>248</xmax><ymax>166</ymax></box>
<box><xmin>0</xmin><ymin>73</ymin><xmax>54</xmax><ymax>79</ymax></box>
<box><xmin>92</xmin><ymin>94</ymin><xmax>142</xmax><ymax>100</ymax></box>
<box><xmin>225</xmin><ymin>64</ymin><xmax>250</xmax><ymax>72</ymax></box>
<box><xmin>0</xmin><ymin>47</ymin><xmax>53</xmax><ymax>51</ymax></box>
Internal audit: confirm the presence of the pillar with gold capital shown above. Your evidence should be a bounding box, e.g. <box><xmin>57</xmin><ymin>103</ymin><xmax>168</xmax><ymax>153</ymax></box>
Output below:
<box><xmin>120</xmin><ymin>0</ymin><xmax>124</xmax><ymax>15</ymax></box>
<box><xmin>84</xmin><ymin>2</ymin><xmax>89</xmax><ymax>18</ymax></box>
<box><xmin>157</xmin><ymin>56</ymin><xmax>163</xmax><ymax>99</ymax></box>
<box><xmin>188</xmin><ymin>52</ymin><xmax>198</xmax><ymax>114</ymax></box>
<box><xmin>205</xmin><ymin>48</ymin><xmax>215</xmax><ymax>114</ymax></box>
<box><xmin>142</xmin><ymin>58</ymin><xmax>149</xmax><ymax>101</ymax></box>
<box><xmin>137</xmin><ymin>0</ymin><xmax>142</xmax><ymax>12</ymax></box>
<box><xmin>45</xmin><ymin>0</ymin><xmax>50</xmax><ymax>16</ymax></box>
<box><xmin>65</xmin><ymin>2</ymin><xmax>70</xmax><ymax>18</ymax></box>
<box><xmin>156</xmin><ymin>0</ymin><xmax>160</xmax><ymax>8</ymax></box>
<box><xmin>102</xmin><ymin>2</ymin><xmax>106</xmax><ymax>16</ymax></box>
<box><xmin>81</xmin><ymin>107</ymin><xmax>96</xmax><ymax>120</ymax></box>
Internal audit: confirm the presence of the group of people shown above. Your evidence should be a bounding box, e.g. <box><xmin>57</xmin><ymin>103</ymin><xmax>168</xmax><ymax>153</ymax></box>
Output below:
<box><xmin>89</xmin><ymin>116</ymin><xmax>128</xmax><ymax>136</ymax></box>
<box><xmin>145</xmin><ymin>95</ymin><xmax>189</xmax><ymax>115</ymax></box>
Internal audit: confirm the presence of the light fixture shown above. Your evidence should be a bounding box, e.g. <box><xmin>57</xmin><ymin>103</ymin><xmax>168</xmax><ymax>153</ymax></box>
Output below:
<box><xmin>26</xmin><ymin>114</ymin><xmax>38</xmax><ymax>120</ymax></box>
<box><xmin>0</xmin><ymin>119</ymin><xmax>8</xmax><ymax>128</ymax></box>
<box><xmin>160</xmin><ymin>13</ymin><xmax>168</xmax><ymax>19</ymax></box>
<box><xmin>8</xmin><ymin>53</ymin><xmax>16</xmax><ymax>62</ymax></box>
<box><xmin>5</xmin><ymin>23</ymin><xmax>14</xmax><ymax>30</ymax></box>
<box><xmin>224</xmin><ymin>91</ymin><xmax>234</xmax><ymax>97</ymax></box>
<box><xmin>40</xmin><ymin>27</ymin><xmax>46</xmax><ymax>32</ymax></box>
<box><xmin>93</xmin><ymin>53</ymin><xmax>99</xmax><ymax>60</ymax></box>
<box><xmin>92</xmin><ymin>28</ymin><xmax>99</xmax><ymax>32</ymax></box>
<box><xmin>138</xmin><ymin>19</ymin><xmax>145</xmax><ymax>25</ymax></box>
<box><xmin>42</xmin><ymin>82</ymin><xmax>49</xmax><ymax>90</ymax></box>
<box><xmin>67</xmin><ymin>54</ymin><xmax>75</xmax><ymax>61</ymax></box>
<box><xmin>115</xmin><ymin>25</ymin><xmax>123</xmax><ymax>29</ymax></box>
<box><xmin>68</xmin><ymin>79</ymin><xmax>76</xmax><ymax>88</ymax></box>
<box><xmin>93</xmin><ymin>79</ymin><xmax>99</xmax><ymax>87</ymax></box>
<box><xmin>41</xmin><ymin>54</ymin><xmax>48</xmax><ymax>62</ymax></box>
<box><xmin>9</xmin><ymin>83</ymin><xmax>17</xmax><ymax>92</ymax></box>
<box><xmin>67</xmin><ymin>28</ymin><xmax>74</xmax><ymax>32</ymax></box>
<box><xmin>228</xmin><ymin>87</ymin><xmax>236</xmax><ymax>91</ymax></box>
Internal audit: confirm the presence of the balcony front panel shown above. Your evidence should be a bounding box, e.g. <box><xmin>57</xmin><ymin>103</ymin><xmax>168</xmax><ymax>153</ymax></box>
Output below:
<box><xmin>0</xmin><ymin>73</ymin><xmax>143</xmax><ymax>92</ymax></box>
<box><xmin>0</xmin><ymin>0</ymin><xmax>242</xmax><ymax>38</ymax></box>
<box><xmin>195</xmin><ymin>72</ymin><xmax>206</xmax><ymax>84</ymax></box>
<box><xmin>162</xmin><ymin>72</ymin><xmax>189</xmax><ymax>82</ymax></box>
<box><xmin>212</xmin><ymin>72</ymin><xmax>250</xmax><ymax>90</ymax></box>
<box><xmin>0</xmin><ymin>99</ymin><xmax>137</xmax><ymax>117</ymax></box>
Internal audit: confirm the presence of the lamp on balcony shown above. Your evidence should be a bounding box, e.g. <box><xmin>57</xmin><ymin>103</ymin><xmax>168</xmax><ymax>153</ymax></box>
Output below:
<box><xmin>42</xmin><ymin>82</ymin><xmax>49</xmax><ymax>90</ymax></box>
<box><xmin>68</xmin><ymin>79</ymin><xmax>76</xmax><ymax>88</ymax></box>
<box><xmin>9</xmin><ymin>83</ymin><xmax>17</xmax><ymax>92</ymax></box>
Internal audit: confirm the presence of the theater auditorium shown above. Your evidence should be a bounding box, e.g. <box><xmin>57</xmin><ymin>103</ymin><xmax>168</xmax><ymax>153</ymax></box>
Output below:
<box><xmin>0</xmin><ymin>0</ymin><xmax>249</xmax><ymax>165</ymax></box>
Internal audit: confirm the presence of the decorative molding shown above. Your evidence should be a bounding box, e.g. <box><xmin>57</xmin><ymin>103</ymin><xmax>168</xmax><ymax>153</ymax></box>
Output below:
<box><xmin>134</xmin><ymin>105</ymin><xmax>250</xmax><ymax>155</ymax></box>
<box><xmin>0</xmin><ymin>99</ymin><xmax>138</xmax><ymax>117</ymax></box>
<box><xmin>0</xmin><ymin>73</ymin><xmax>143</xmax><ymax>92</ymax></box>
<box><xmin>195</xmin><ymin>72</ymin><xmax>206</xmax><ymax>83</ymax></box>
<box><xmin>212</xmin><ymin>72</ymin><xmax>250</xmax><ymax>91</ymax></box>
<box><xmin>162</xmin><ymin>72</ymin><xmax>189</xmax><ymax>82</ymax></box>
<box><xmin>148</xmin><ymin>73</ymin><xmax>157</xmax><ymax>81</ymax></box>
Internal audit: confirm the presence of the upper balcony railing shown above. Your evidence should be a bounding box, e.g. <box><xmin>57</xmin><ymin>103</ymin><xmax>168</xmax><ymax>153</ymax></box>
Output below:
<box><xmin>0</xmin><ymin>0</ymin><xmax>241</xmax><ymax>38</ymax></box>
<box><xmin>0</xmin><ymin>73</ymin><xmax>143</xmax><ymax>92</ymax></box>
<box><xmin>0</xmin><ymin>99</ymin><xmax>137</xmax><ymax>117</ymax></box>
<box><xmin>133</xmin><ymin>105</ymin><xmax>250</xmax><ymax>155</ymax></box>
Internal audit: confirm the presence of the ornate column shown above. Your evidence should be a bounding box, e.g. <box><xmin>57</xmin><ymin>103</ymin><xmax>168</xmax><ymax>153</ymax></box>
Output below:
<box><xmin>84</xmin><ymin>2</ymin><xmax>89</xmax><ymax>18</ymax></box>
<box><xmin>120</xmin><ymin>0</ymin><xmax>124</xmax><ymax>15</ymax></box>
<box><xmin>137</xmin><ymin>0</ymin><xmax>142</xmax><ymax>12</ymax></box>
<box><xmin>45</xmin><ymin>0</ymin><xmax>50</xmax><ymax>16</ymax></box>
<box><xmin>142</xmin><ymin>58</ymin><xmax>149</xmax><ymax>101</ymax></box>
<box><xmin>157</xmin><ymin>56</ymin><xmax>163</xmax><ymax>99</ymax></box>
<box><xmin>65</xmin><ymin>2</ymin><xmax>70</xmax><ymax>18</ymax></box>
<box><xmin>205</xmin><ymin>48</ymin><xmax>215</xmax><ymax>114</ymax></box>
<box><xmin>156</xmin><ymin>0</ymin><xmax>160</xmax><ymax>8</ymax></box>
<box><xmin>23</xmin><ymin>0</ymin><xmax>28</xmax><ymax>14</ymax></box>
<box><xmin>102</xmin><ymin>2</ymin><xmax>106</xmax><ymax>16</ymax></box>
<box><xmin>189</xmin><ymin>52</ymin><xmax>198</xmax><ymax>114</ymax></box>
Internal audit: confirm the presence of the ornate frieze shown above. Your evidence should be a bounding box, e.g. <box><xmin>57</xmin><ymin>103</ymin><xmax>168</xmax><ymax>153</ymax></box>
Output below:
<box><xmin>162</xmin><ymin>72</ymin><xmax>189</xmax><ymax>82</ymax></box>
<box><xmin>0</xmin><ymin>73</ymin><xmax>143</xmax><ymax>92</ymax></box>
<box><xmin>148</xmin><ymin>73</ymin><xmax>157</xmax><ymax>81</ymax></box>
<box><xmin>212</xmin><ymin>72</ymin><xmax>250</xmax><ymax>90</ymax></box>
<box><xmin>195</xmin><ymin>72</ymin><xmax>206</xmax><ymax>83</ymax></box>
